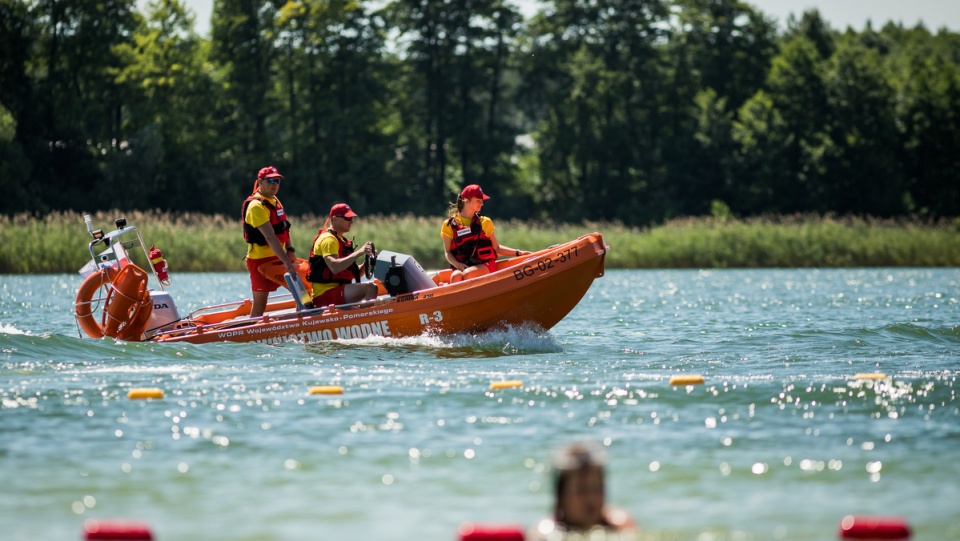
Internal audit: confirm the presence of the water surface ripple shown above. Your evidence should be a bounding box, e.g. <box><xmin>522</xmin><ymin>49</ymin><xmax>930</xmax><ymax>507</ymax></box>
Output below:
<box><xmin>1</xmin><ymin>268</ymin><xmax>958</xmax><ymax>541</ymax></box>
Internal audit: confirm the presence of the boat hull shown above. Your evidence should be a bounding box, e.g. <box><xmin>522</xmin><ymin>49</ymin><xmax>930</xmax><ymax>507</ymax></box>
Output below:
<box><xmin>151</xmin><ymin>233</ymin><xmax>608</xmax><ymax>345</ymax></box>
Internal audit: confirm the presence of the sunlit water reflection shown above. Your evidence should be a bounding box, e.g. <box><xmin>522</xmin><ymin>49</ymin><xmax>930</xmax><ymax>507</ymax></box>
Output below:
<box><xmin>1</xmin><ymin>268</ymin><xmax>958</xmax><ymax>541</ymax></box>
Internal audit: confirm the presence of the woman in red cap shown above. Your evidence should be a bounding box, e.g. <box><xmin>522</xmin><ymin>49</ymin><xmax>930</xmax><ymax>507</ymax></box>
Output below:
<box><xmin>441</xmin><ymin>184</ymin><xmax>530</xmax><ymax>283</ymax></box>
<box><xmin>242</xmin><ymin>166</ymin><xmax>298</xmax><ymax>317</ymax></box>
<box><xmin>306</xmin><ymin>203</ymin><xmax>378</xmax><ymax>306</ymax></box>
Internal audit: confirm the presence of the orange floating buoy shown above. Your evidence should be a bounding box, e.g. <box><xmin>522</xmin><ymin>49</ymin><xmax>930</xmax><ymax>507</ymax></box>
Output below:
<box><xmin>838</xmin><ymin>515</ymin><xmax>911</xmax><ymax>539</ymax></box>
<box><xmin>669</xmin><ymin>375</ymin><xmax>704</xmax><ymax>386</ymax></box>
<box><xmin>457</xmin><ymin>522</ymin><xmax>525</xmax><ymax>541</ymax></box>
<box><xmin>83</xmin><ymin>519</ymin><xmax>154</xmax><ymax>540</ymax></box>
<box><xmin>853</xmin><ymin>373</ymin><xmax>887</xmax><ymax>380</ymax></box>
<box><xmin>309</xmin><ymin>385</ymin><xmax>343</xmax><ymax>395</ymax></box>
<box><xmin>127</xmin><ymin>388</ymin><xmax>163</xmax><ymax>400</ymax></box>
<box><xmin>489</xmin><ymin>380</ymin><xmax>523</xmax><ymax>390</ymax></box>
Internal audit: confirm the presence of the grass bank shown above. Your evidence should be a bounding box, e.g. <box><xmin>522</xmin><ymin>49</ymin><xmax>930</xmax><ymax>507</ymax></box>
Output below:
<box><xmin>1</xmin><ymin>211</ymin><xmax>957</xmax><ymax>274</ymax></box>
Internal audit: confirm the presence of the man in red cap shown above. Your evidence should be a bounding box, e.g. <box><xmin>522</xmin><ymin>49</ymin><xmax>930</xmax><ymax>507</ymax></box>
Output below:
<box><xmin>241</xmin><ymin>166</ymin><xmax>298</xmax><ymax>317</ymax></box>
<box><xmin>305</xmin><ymin>203</ymin><xmax>378</xmax><ymax>306</ymax></box>
<box><xmin>441</xmin><ymin>184</ymin><xmax>530</xmax><ymax>283</ymax></box>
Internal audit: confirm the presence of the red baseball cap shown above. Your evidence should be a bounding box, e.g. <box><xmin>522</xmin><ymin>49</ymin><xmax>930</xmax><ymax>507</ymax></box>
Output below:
<box><xmin>329</xmin><ymin>203</ymin><xmax>358</xmax><ymax>218</ymax></box>
<box><xmin>461</xmin><ymin>184</ymin><xmax>490</xmax><ymax>200</ymax></box>
<box><xmin>258</xmin><ymin>166</ymin><xmax>283</xmax><ymax>179</ymax></box>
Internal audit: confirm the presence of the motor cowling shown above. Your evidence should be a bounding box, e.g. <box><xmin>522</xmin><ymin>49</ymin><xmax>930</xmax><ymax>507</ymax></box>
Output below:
<box><xmin>149</xmin><ymin>245</ymin><xmax>171</xmax><ymax>285</ymax></box>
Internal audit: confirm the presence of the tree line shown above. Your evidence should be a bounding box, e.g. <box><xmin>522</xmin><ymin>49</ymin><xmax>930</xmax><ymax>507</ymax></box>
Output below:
<box><xmin>1</xmin><ymin>0</ymin><xmax>958</xmax><ymax>226</ymax></box>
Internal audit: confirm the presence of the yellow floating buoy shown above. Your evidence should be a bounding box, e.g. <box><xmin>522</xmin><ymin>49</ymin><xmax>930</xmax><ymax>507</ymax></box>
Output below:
<box><xmin>128</xmin><ymin>388</ymin><xmax>164</xmax><ymax>400</ymax></box>
<box><xmin>669</xmin><ymin>375</ymin><xmax>704</xmax><ymax>386</ymax></box>
<box><xmin>309</xmin><ymin>385</ymin><xmax>344</xmax><ymax>395</ymax></box>
<box><xmin>489</xmin><ymin>380</ymin><xmax>523</xmax><ymax>390</ymax></box>
<box><xmin>853</xmin><ymin>373</ymin><xmax>887</xmax><ymax>380</ymax></box>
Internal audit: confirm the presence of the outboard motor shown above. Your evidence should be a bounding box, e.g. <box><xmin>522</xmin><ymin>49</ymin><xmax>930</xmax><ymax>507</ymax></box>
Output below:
<box><xmin>383</xmin><ymin>257</ymin><xmax>406</xmax><ymax>297</ymax></box>
<box><xmin>145</xmin><ymin>291</ymin><xmax>180</xmax><ymax>332</ymax></box>
<box><xmin>374</xmin><ymin>250</ymin><xmax>437</xmax><ymax>297</ymax></box>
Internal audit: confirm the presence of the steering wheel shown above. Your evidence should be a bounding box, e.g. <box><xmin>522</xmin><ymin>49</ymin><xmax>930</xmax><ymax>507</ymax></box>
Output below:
<box><xmin>364</xmin><ymin>242</ymin><xmax>377</xmax><ymax>279</ymax></box>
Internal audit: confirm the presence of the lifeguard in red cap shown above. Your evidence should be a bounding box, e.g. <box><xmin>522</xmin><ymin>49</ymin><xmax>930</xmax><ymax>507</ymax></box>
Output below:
<box><xmin>242</xmin><ymin>166</ymin><xmax>298</xmax><ymax>317</ymax></box>
<box><xmin>306</xmin><ymin>203</ymin><xmax>378</xmax><ymax>306</ymax></box>
<box><xmin>441</xmin><ymin>184</ymin><xmax>530</xmax><ymax>283</ymax></box>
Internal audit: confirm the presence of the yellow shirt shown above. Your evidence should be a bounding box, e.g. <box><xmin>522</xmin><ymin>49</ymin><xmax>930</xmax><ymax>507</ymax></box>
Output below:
<box><xmin>244</xmin><ymin>195</ymin><xmax>289</xmax><ymax>260</ymax></box>
<box><xmin>311</xmin><ymin>231</ymin><xmax>350</xmax><ymax>297</ymax></box>
<box><xmin>440</xmin><ymin>215</ymin><xmax>495</xmax><ymax>240</ymax></box>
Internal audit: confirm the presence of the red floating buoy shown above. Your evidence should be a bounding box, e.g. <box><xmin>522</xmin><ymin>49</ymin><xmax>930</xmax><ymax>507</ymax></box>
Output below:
<box><xmin>839</xmin><ymin>515</ymin><xmax>911</xmax><ymax>539</ymax></box>
<box><xmin>83</xmin><ymin>519</ymin><xmax>154</xmax><ymax>540</ymax></box>
<box><xmin>457</xmin><ymin>522</ymin><xmax>525</xmax><ymax>541</ymax></box>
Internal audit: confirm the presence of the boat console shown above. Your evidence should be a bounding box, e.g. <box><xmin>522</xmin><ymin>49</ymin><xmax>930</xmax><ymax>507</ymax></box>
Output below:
<box><xmin>373</xmin><ymin>251</ymin><xmax>438</xmax><ymax>296</ymax></box>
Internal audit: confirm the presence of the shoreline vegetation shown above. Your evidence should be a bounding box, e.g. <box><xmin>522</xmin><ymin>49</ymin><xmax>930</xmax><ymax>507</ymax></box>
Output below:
<box><xmin>1</xmin><ymin>211</ymin><xmax>958</xmax><ymax>274</ymax></box>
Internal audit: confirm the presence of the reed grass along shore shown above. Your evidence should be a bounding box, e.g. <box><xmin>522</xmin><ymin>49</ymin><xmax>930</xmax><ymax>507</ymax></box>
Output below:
<box><xmin>1</xmin><ymin>211</ymin><xmax>957</xmax><ymax>274</ymax></box>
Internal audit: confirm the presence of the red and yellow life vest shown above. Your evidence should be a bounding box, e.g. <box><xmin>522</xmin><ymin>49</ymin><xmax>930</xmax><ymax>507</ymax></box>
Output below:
<box><xmin>447</xmin><ymin>214</ymin><xmax>496</xmax><ymax>266</ymax></box>
<box><xmin>307</xmin><ymin>230</ymin><xmax>360</xmax><ymax>284</ymax></box>
<box><xmin>241</xmin><ymin>195</ymin><xmax>291</xmax><ymax>246</ymax></box>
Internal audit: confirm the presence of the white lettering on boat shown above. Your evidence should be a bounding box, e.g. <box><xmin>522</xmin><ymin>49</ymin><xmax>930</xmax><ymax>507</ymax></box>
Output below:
<box><xmin>303</xmin><ymin>329</ymin><xmax>334</xmax><ymax>341</ymax></box>
<box><xmin>334</xmin><ymin>320</ymin><xmax>391</xmax><ymax>339</ymax></box>
<box><xmin>214</xmin><ymin>308</ymin><xmax>396</xmax><ymax>342</ymax></box>
<box><xmin>218</xmin><ymin>321</ymin><xmax>390</xmax><ymax>343</ymax></box>
<box><xmin>341</xmin><ymin>308</ymin><xmax>394</xmax><ymax>320</ymax></box>
<box><xmin>419</xmin><ymin>311</ymin><xmax>443</xmax><ymax>324</ymax></box>
<box><xmin>218</xmin><ymin>330</ymin><xmax>245</xmax><ymax>338</ymax></box>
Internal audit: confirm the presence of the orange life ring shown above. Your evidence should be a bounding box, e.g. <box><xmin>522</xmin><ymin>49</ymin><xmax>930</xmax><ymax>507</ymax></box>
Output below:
<box><xmin>75</xmin><ymin>267</ymin><xmax>120</xmax><ymax>338</ymax></box>
<box><xmin>101</xmin><ymin>265</ymin><xmax>151</xmax><ymax>339</ymax></box>
<box><xmin>75</xmin><ymin>265</ymin><xmax>153</xmax><ymax>340</ymax></box>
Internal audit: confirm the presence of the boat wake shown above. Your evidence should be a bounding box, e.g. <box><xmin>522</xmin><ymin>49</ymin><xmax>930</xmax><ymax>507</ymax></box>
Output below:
<box><xmin>439</xmin><ymin>323</ymin><xmax>564</xmax><ymax>357</ymax></box>
<box><xmin>303</xmin><ymin>323</ymin><xmax>562</xmax><ymax>358</ymax></box>
<box><xmin>0</xmin><ymin>323</ymin><xmax>29</xmax><ymax>336</ymax></box>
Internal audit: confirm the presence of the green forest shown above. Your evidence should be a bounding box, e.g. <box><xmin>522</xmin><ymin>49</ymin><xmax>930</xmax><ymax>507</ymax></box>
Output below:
<box><xmin>1</xmin><ymin>0</ymin><xmax>958</xmax><ymax>225</ymax></box>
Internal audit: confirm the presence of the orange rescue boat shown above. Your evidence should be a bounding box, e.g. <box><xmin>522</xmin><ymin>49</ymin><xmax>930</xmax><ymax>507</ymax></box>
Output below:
<box><xmin>74</xmin><ymin>215</ymin><xmax>608</xmax><ymax>345</ymax></box>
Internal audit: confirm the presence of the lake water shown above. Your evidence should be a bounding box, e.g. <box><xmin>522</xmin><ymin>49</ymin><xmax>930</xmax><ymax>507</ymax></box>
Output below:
<box><xmin>1</xmin><ymin>268</ymin><xmax>958</xmax><ymax>541</ymax></box>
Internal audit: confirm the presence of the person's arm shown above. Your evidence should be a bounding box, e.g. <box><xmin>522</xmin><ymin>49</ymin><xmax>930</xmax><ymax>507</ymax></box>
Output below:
<box><xmin>488</xmin><ymin>232</ymin><xmax>531</xmax><ymax>258</ymax></box>
<box><xmin>443</xmin><ymin>236</ymin><xmax>467</xmax><ymax>271</ymax></box>
<box><xmin>256</xmin><ymin>222</ymin><xmax>297</xmax><ymax>272</ymax></box>
<box><xmin>603</xmin><ymin>506</ymin><xmax>637</xmax><ymax>532</ymax></box>
<box><xmin>323</xmin><ymin>242</ymin><xmax>373</xmax><ymax>275</ymax></box>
